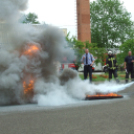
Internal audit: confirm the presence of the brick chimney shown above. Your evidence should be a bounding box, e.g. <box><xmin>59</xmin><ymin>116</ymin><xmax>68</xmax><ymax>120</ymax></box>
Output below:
<box><xmin>76</xmin><ymin>0</ymin><xmax>91</xmax><ymax>43</ymax></box>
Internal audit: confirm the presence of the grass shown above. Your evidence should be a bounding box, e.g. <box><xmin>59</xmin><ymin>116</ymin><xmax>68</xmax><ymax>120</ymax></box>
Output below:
<box><xmin>79</xmin><ymin>71</ymin><xmax>128</xmax><ymax>82</ymax></box>
<box><xmin>79</xmin><ymin>74</ymin><xmax>108</xmax><ymax>81</ymax></box>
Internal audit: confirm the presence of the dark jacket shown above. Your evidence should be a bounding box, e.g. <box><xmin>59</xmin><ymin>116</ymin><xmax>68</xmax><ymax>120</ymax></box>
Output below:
<box><xmin>124</xmin><ymin>56</ymin><xmax>134</xmax><ymax>68</ymax></box>
<box><xmin>106</xmin><ymin>55</ymin><xmax>117</xmax><ymax>70</ymax></box>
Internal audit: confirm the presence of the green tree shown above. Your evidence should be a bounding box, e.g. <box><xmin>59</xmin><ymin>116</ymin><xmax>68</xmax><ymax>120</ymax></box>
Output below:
<box><xmin>66</xmin><ymin>33</ymin><xmax>107</xmax><ymax>69</ymax></box>
<box><xmin>117</xmin><ymin>39</ymin><xmax>134</xmax><ymax>65</ymax></box>
<box><xmin>90</xmin><ymin>0</ymin><xmax>133</xmax><ymax>48</ymax></box>
<box><xmin>66</xmin><ymin>33</ymin><xmax>85</xmax><ymax>70</ymax></box>
<box><xmin>22</xmin><ymin>13</ymin><xmax>40</xmax><ymax>24</ymax></box>
<box><xmin>85</xmin><ymin>41</ymin><xmax>107</xmax><ymax>65</ymax></box>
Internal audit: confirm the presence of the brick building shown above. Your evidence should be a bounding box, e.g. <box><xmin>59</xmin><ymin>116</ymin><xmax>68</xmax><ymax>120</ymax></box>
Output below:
<box><xmin>77</xmin><ymin>0</ymin><xmax>91</xmax><ymax>43</ymax></box>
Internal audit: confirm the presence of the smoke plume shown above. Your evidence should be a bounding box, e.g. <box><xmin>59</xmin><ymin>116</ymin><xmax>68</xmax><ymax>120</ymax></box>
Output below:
<box><xmin>0</xmin><ymin>0</ymin><xmax>76</xmax><ymax>105</ymax></box>
<box><xmin>0</xmin><ymin>0</ymin><xmax>28</xmax><ymax>22</ymax></box>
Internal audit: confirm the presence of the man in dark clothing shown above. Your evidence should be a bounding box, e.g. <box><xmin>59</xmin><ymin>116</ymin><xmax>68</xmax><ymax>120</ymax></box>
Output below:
<box><xmin>124</xmin><ymin>51</ymin><xmax>134</xmax><ymax>83</ymax></box>
<box><xmin>106</xmin><ymin>51</ymin><xmax>118</xmax><ymax>82</ymax></box>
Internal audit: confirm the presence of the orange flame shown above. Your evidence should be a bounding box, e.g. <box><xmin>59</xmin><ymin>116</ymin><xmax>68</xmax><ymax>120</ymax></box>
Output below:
<box><xmin>23</xmin><ymin>80</ymin><xmax>34</xmax><ymax>94</ymax></box>
<box><xmin>23</xmin><ymin>45</ymin><xmax>39</xmax><ymax>56</ymax></box>
<box><xmin>22</xmin><ymin>44</ymin><xmax>40</xmax><ymax>95</ymax></box>
<box><xmin>86</xmin><ymin>93</ymin><xmax>122</xmax><ymax>98</ymax></box>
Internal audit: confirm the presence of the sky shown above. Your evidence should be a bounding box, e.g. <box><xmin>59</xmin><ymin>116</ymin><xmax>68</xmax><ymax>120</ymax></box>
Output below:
<box><xmin>24</xmin><ymin>0</ymin><xmax>134</xmax><ymax>37</ymax></box>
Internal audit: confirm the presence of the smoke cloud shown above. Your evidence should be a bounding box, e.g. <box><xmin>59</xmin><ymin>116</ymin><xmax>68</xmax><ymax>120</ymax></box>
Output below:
<box><xmin>0</xmin><ymin>0</ymin><xmax>28</xmax><ymax>22</ymax></box>
<box><xmin>0</xmin><ymin>0</ymin><xmax>76</xmax><ymax>105</ymax></box>
<box><xmin>34</xmin><ymin>74</ymin><xmax>134</xmax><ymax>106</ymax></box>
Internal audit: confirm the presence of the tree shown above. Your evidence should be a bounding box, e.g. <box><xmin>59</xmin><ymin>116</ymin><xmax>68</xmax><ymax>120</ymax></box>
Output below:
<box><xmin>90</xmin><ymin>0</ymin><xmax>133</xmax><ymax>48</ymax></box>
<box><xmin>116</xmin><ymin>39</ymin><xmax>134</xmax><ymax>65</ymax></box>
<box><xmin>84</xmin><ymin>41</ymin><xmax>107</xmax><ymax>65</ymax></box>
<box><xmin>22</xmin><ymin>13</ymin><xmax>40</xmax><ymax>24</ymax></box>
<box><xmin>66</xmin><ymin>33</ymin><xmax>85</xmax><ymax>69</ymax></box>
<box><xmin>66</xmin><ymin>33</ymin><xmax>107</xmax><ymax>69</ymax></box>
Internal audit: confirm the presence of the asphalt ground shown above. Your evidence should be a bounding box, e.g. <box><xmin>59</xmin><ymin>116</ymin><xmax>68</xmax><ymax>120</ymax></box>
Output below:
<box><xmin>0</xmin><ymin>83</ymin><xmax>134</xmax><ymax>134</ymax></box>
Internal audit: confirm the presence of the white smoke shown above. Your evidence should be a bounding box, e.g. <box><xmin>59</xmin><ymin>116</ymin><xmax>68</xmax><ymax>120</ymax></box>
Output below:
<box><xmin>0</xmin><ymin>0</ymin><xmax>28</xmax><ymax>22</ymax></box>
<box><xmin>0</xmin><ymin>0</ymin><xmax>76</xmax><ymax>105</ymax></box>
<box><xmin>33</xmin><ymin>72</ymin><xmax>134</xmax><ymax>106</ymax></box>
<box><xmin>0</xmin><ymin>24</ymin><xmax>76</xmax><ymax>105</ymax></box>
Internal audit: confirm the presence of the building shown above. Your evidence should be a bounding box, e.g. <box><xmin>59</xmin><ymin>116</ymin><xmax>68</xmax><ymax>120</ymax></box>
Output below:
<box><xmin>76</xmin><ymin>0</ymin><xmax>91</xmax><ymax>43</ymax></box>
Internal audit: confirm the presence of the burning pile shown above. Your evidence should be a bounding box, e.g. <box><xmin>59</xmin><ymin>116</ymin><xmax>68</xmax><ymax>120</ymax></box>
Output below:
<box><xmin>22</xmin><ymin>43</ymin><xmax>40</xmax><ymax>96</ymax></box>
<box><xmin>85</xmin><ymin>93</ymin><xmax>123</xmax><ymax>100</ymax></box>
<box><xmin>23</xmin><ymin>79</ymin><xmax>34</xmax><ymax>94</ymax></box>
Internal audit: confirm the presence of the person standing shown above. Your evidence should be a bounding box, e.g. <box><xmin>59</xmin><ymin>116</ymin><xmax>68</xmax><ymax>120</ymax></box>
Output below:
<box><xmin>81</xmin><ymin>48</ymin><xmax>95</xmax><ymax>83</ymax></box>
<box><xmin>106</xmin><ymin>51</ymin><xmax>118</xmax><ymax>82</ymax></box>
<box><xmin>124</xmin><ymin>51</ymin><xmax>134</xmax><ymax>83</ymax></box>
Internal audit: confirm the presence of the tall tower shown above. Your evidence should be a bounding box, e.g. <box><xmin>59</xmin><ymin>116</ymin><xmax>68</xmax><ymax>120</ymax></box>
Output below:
<box><xmin>77</xmin><ymin>0</ymin><xmax>91</xmax><ymax>43</ymax></box>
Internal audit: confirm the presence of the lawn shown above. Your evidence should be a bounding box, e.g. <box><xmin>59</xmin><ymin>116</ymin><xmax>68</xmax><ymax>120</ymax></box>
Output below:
<box><xmin>79</xmin><ymin>71</ymin><xmax>127</xmax><ymax>82</ymax></box>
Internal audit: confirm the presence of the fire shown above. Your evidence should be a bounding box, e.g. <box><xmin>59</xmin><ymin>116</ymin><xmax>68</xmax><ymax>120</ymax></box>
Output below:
<box><xmin>23</xmin><ymin>80</ymin><xmax>34</xmax><ymax>95</ymax></box>
<box><xmin>23</xmin><ymin>45</ymin><xmax>39</xmax><ymax>56</ymax></box>
<box><xmin>86</xmin><ymin>93</ymin><xmax>122</xmax><ymax>97</ymax></box>
<box><xmin>22</xmin><ymin>43</ymin><xmax>40</xmax><ymax>95</ymax></box>
<box><xmin>86</xmin><ymin>93</ymin><xmax>123</xmax><ymax>100</ymax></box>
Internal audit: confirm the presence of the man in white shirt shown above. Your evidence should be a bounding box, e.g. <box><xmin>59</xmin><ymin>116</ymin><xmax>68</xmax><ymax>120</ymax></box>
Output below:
<box><xmin>81</xmin><ymin>48</ymin><xmax>95</xmax><ymax>83</ymax></box>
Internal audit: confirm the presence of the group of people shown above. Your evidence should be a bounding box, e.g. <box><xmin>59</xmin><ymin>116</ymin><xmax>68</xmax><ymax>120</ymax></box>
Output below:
<box><xmin>81</xmin><ymin>48</ymin><xmax>134</xmax><ymax>83</ymax></box>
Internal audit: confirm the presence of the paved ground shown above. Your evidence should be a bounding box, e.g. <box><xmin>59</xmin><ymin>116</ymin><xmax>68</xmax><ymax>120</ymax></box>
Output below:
<box><xmin>0</xmin><ymin>83</ymin><xmax>134</xmax><ymax>134</ymax></box>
